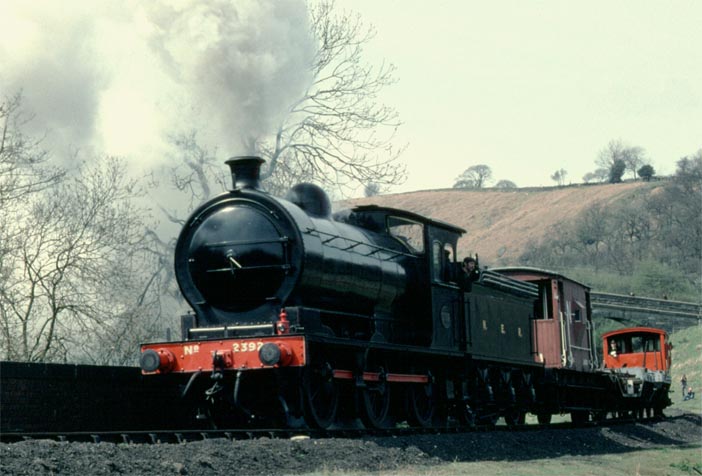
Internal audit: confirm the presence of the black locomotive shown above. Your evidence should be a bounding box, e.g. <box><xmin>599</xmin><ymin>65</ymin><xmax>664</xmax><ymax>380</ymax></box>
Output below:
<box><xmin>140</xmin><ymin>157</ymin><xmax>671</xmax><ymax>429</ymax></box>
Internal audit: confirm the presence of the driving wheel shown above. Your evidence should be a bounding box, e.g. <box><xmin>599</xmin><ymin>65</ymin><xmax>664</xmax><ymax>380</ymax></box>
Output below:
<box><xmin>358</xmin><ymin>361</ymin><xmax>393</xmax><ymax>429</ymax></box>
<box><xmin>302</xmin><ymin>360</ymin><xmax>338</xmax><ymax>429</ymax></box>
<box><xmin>406</xmin><ymin>379</ymin><xmax>435</xmax><ymax>428</ymax></box>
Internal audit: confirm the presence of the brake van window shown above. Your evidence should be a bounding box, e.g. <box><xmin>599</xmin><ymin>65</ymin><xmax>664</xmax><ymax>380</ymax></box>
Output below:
<box><xmin>387</xmin><ymin>217</ymin><xmax>424</xmax><ymax>254</ymax></box>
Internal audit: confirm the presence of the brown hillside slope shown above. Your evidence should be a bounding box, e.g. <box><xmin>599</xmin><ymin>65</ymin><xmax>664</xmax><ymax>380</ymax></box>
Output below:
<box><xmin>342</xmin><ymin>181</ymin><xmax>661</xmax><ymax>266</ymax></box>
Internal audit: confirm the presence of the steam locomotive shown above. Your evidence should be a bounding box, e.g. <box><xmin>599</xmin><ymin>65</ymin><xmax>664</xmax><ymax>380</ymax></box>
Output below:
<box><xmin>139</xmin><ymin>157</ymin><xmax>671</xmax><ymax>429</ymax></box>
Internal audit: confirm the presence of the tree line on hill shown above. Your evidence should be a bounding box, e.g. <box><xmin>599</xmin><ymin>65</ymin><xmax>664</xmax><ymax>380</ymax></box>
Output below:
<box><xmin>518</xmin><ymin>152</ymin><xmax>702</xmax><ymax>302</ymax></box>
<box><xmin>452</xmin><ymin>139</ymin><xmax>661</xmax><ymax>189</ymax></box>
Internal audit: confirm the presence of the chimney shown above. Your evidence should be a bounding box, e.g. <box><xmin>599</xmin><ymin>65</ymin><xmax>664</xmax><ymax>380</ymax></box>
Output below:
<box><xmin>225</xmin><ymin>156</ymin><xmax>265</xmax><ymax>190</ymax></box>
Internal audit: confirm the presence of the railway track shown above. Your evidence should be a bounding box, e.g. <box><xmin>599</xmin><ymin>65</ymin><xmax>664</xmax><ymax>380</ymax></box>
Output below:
<box><xmin>1</xmin><ymin>416</ymin><xmax>657</xmax><ymax>444</ymax></box>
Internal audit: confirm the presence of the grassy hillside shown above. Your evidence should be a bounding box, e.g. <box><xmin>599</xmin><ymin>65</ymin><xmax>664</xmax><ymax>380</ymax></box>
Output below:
<box><xmin>344</xmin><ymin>181</ymin><xmax>660</xmax><ymax>267</ymax></box>
<box><xmin>670</xmin><ymin>324</ymin><xmax>702</xmax><ymax>414</ymax></box>
<box><xmin>344</xmin><ymin>179</ymin><xmax>700</xmax><ymax>302</ymax></box>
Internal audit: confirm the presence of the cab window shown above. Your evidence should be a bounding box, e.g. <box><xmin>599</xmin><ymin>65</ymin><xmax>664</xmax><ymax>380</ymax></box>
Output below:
<box><xmin>432</xmin><ymin>241</ymin><xmax>455</xmax><ymax>282</ymax></box>
<box><xmin>432</xmin><ymin>241</ymin><xmax>442</xmax><ymax>278</ymax></box>
<box><xmin>387</xmin><ymin>216</ymin><xmax>424</xmax><ymax>254</ymax></box>
<box><xmin>643</xmin><ymin>335</ymin><xmax>661</xmax><ymax>351</ymax></box>
<box><xmin>572</xmin><ymin>300</ymin><xmax>584</xmax><ymax>321</ymax></box>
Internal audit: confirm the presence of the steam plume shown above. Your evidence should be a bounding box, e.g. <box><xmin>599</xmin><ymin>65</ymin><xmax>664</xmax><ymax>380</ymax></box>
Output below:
<box><xmin>0</xmin><ymin>0</ymin><xmax>314</xmax><ymax>164</ymax></box>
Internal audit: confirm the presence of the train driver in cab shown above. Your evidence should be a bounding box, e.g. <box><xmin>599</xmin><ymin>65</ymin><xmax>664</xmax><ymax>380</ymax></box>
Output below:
<box><xmin>461</xmin><ymin>256</ymin><xmax>481</xmax><ymax>291</ymax></box>
<box><xmin>609</xmin><ymin>339</ymin><xmax>618</xmax><ymax>358</ymax></box>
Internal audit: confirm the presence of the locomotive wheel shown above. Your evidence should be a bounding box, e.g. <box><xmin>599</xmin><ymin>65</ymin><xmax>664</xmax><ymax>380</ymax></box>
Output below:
<box><xmin>504</xmin><ymin>409</ymin><xmax>526</xmax><ymax>427</ymax></box>
<box><xmin>358</xmin><ymin>363</ymin><xmax>393</xmax><ymax>429</ymax></box>
<box><xmin>536</xmin><ymin>413</ymin><xmax>552</xmax><ymax>425</ymax></box>
<box><xmin>406</xmin><ymin>382</ymin><xmax>435</xmax><ymax>428</ymax></box>
<box><xmin>476</xmin><ymin>409</ymin><xmax>499</xmax><ymax>426</ymax></box>
<box><xmin>335</xmin><ymin>381</ymin><xmax>361</xmax><ymax>429</ymax></box>
<box><xmin>457</xmin><ymin>403</ymin><xmax>476</xmax><ymax>427</ymax></box>
<box><xmin>456</xmin><ymin>381</ymin><xmax>476</xmax><ymax>427</ymax></box>
<box><xmin>359</xmin><ymin>382</ymin><xmax>392</xmax><ymax>429</ymax></box>
<box><xmin>592</xmin><ymin>410</ymin><xmax>608</xmax><ymax>422</ymax></box>
<box><xmin>301</xmin><ymin>360</ymin><xmax>338</xmax><ymax>429</ymax></box>
<box><xmin>571</xmin><ymin>410</ymin><xmax>589</xmax><ymax>426</ymax></box>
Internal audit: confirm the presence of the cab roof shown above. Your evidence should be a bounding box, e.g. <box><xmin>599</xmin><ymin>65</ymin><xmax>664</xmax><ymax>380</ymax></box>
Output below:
<box><xmin>602</xmin><ymin>327</ymin><xmax>668</xmax><ymax>339</ymax></box>
<box><xmin>345</xmin><ymin>205</ymin><xmax>466</xmax><ymax>234</ymax></box>
<box><xmin>491</xmin><ymin>266</ymin><xmax>591</xmax><ymax>290</ymax></box>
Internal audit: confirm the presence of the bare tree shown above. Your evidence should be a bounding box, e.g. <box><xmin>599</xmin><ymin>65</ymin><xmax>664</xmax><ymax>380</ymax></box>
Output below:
<box><xmin>0</xmin><ymin>93</ymin><xmax>63</xmax><ymax>208</ymax></box>
<box><xmin>0</xmin><ymin>93</ymin><xmax>64</xmax><ymax>225</ymax></box>
<box><xmin>0</xmin><ymin>158</ymin><xmax>166</xmax><ymax>363</ymax></box>
<box><xmin>1</xmin><ymin>93</ymin><xmax>66</xmax><ymax>361</ymax></box>
<box><xmin>652</xmin><ymin>150</ymin><xmax>702</xmax><ymax>276</ymax></box>
<box><xmin>453</xmin><ymin>164</ymin><xmax>493</xmax><ymax>189</ymax></box>
<box><xmin>572</xmin><ymin>205</ymin><xmax>611</xmax><ymax>272</ymax></box>
<box><xmin>256</xmin><ymin>0</ymin><xmax>406</xmax><ymax>194</ymax></box>
<box><xmin>155</xmin><ymin>131</ymin><xmax>229</xmax><ymax>226</ymax></box>
<box><xmin>597</xmin><ymin>139</ymin><xmax>645</xmax><ymax>180</ymax></box>
<box><xmin>550</xmin><ymin>169</ymin><xmax>568</xmax><ymax>186</ymax></box>
<box><xmin>623</xmin><ymin>148</ymin><xmax>646</xmax><ymax>179</ymax></box>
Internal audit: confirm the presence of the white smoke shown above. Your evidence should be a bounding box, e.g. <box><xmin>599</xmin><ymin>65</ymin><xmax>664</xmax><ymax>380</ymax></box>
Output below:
<box><xmin>0</xmin><ymin>1</ymin><xmax>112</xmax><ymax>159</ymax></box>
<box><xmin>141</xmin><ymin>0</ymin><xmax>314</xmax><ymax>154</ymax></box>
<box><xmin>0</xmin><ymin>0</ymin><xmax>315</xmax><ymax>165</ymax></box>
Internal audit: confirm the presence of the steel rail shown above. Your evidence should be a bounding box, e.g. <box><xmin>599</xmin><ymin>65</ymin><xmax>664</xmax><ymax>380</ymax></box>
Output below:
<box><xmin>0</xmin><ymin>415</ymin><xmax>655</xmax><ymax>444</ymax></box>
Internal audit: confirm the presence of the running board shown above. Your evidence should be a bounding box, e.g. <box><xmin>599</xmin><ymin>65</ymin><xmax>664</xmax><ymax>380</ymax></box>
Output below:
<box><xmin>332</xmin><ymin>370</ymin><xmax>429</xmax><ymax>384</ymax></box>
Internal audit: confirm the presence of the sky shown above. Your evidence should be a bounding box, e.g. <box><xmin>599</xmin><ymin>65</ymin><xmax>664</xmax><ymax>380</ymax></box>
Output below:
<box><xmin>1</xmin><ymin>0</ymin><xmax>701</xmax><ymax>194</ymax></box>
<box><xmin>350</xmin><ymin>0</ymin><xmax>702</xmax><ymax>191</ymax></box>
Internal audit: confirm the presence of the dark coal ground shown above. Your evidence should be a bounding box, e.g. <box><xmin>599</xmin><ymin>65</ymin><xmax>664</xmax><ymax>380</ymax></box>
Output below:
<box><xmin>1</xmin><ymin>409</ymin><xmax>699</xmax><ymax>476</ymax></box>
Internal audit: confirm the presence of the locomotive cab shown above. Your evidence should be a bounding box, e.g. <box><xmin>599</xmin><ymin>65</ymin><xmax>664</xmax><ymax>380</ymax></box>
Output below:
<box><xmin>336</xmin><ymin>205</ymin><xmax>465</xmax><ymax>347</ymax></box>
<box><xmin>426</xmin><ymin>218</ymin><xmax>464</xmax><ymax>349</ymax></box>
<box><xmin>602</xmin><ymin>327</ymin><xmax>672</xmax><ymax>374</ymax></box>
<box><xmin>600</xmin><ymin>327</ymin><xmax>672</xmax><ymax>412</ymax></box>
